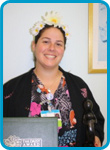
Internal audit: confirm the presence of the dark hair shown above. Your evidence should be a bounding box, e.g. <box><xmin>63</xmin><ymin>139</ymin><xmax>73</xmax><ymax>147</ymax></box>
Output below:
<box><xmin>35</xmin><ymin>24</ymin><xmax>67</xmax><ymax>46</ymax></box>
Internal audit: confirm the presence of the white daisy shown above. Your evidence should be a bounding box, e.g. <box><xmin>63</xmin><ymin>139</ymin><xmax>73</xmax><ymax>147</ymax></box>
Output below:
<box><xmin>35</xmin><ymin>21</ymin><xmax>45</xmax><ymax>29</ymax></box>
<box><xmin>30</xmin><ymin>21</ymin><xmax>45</xmax><ymax>36</ymax></box>
<box><xmin>42</xmin><ymin>11</ymin><xmax>62</xmax><ymax>27</ymax></box>
<box><xmin>30</xmin><ymin>26</ymin><xmax>39</xmax><ymax>36</ymax></box>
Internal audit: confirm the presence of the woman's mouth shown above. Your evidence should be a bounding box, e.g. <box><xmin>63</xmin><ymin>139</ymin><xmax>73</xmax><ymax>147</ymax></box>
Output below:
<box><xmin>44</xmin><ymin>54</ymin><xmax>56</xmax><ymax>59</ymax></box>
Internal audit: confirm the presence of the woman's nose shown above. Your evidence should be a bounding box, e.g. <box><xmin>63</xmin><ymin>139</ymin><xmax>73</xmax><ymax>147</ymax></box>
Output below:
<box><xmin>49</xmin><ymin>43</ymin><xmax>55</xmax><ymax>51</ymax></box>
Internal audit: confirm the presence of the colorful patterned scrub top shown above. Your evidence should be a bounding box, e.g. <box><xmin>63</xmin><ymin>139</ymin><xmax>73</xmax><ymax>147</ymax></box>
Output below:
<box><xmin>29</xmin><ymin>71</ymin><xmax>77</xmax><ymax>147</ymax></box>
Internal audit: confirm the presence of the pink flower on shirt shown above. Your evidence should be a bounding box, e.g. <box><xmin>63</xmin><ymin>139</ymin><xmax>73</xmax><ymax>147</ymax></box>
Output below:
<box><xmin>81</xmin><ymin>88</ymin><xmax>87</xmax><ymax>98</ymax></box>
<box><xmin>66</xmin><ymin>90</ymin><xmax>70</xmax><ymax>97</ymax></box>
<box><xmin>30</xmin><ymin>102</ymin><xmax>41</xmax><ymax>116</ymax></box>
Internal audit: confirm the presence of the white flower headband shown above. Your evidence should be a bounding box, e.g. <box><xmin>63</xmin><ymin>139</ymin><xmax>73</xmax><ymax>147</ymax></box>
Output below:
<box><xmin>30</xmin><ymin>11</ymin><xmax>69</xmax><ymax>39</ymax></box>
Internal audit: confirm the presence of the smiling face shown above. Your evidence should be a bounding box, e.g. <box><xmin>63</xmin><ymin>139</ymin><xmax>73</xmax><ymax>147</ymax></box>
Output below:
<box><xmin>32</xmin><ymin>27</ymin><xmax>65</xmax><ymax>70</ymax></box>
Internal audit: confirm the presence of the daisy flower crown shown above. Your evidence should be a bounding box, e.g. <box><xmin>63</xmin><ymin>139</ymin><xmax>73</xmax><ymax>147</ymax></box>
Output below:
<box><xmin>30</xmin><ymin>11</ymin><xmax>69</xmax><ymax>39</ymax></box>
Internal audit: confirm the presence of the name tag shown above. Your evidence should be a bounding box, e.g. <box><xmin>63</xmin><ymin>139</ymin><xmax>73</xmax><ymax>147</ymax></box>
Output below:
<box><xmin>41</xmin><ymin>110</ymin><xmax>62</xmax><ymax>128</ymax></box>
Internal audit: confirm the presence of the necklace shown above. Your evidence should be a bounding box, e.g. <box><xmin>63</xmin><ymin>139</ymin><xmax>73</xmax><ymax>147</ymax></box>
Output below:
<box><xmin>44</xmin><ymin>73</ymin><xmax>61</xmax><ymax>111</ymax></box>
<box><xmin>34</xmin><ymin>69</ymin><xmax>62</xmax><ymax>94</ymax></box>
<box><xmin>47</xmin><ymin>72</ymin><xmax>62</xmax><ymax>93</ymax></box>
<box><xmin>34</xmin><ymin>69</ymin><xmax>62</xmax><ymax>111</ymax></box>
<box><xmin>39</xmin><ymin>91</ymin><xmax>54</xmax><ymax>111</ymax></box>
<box><xmin>45</xmin><ymin>75</ymin><xmax>61</xmax><ymax>111</ymax></box>
<box><xmin>46</xmin><ymin>90</ymin><xmax>54</xmax><ymax>100</ymax></box>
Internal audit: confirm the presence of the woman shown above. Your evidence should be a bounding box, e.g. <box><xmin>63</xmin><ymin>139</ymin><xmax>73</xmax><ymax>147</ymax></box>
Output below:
<box><xmin>3</xmin><ymin>11</ymin><xmax>104</xmax><ymax>147</ymax></box>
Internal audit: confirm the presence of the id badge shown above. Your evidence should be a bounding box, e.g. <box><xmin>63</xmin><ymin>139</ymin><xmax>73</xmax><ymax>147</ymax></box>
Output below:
<box><xmin>41</xmin><ymin>110</ymin><xmax>62</xmax><ymax>128</ymax></box>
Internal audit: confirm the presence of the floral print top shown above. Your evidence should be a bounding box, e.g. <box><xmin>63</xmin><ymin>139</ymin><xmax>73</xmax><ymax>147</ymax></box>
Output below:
<box><xmin>29</xmin><ymin>71</ymin><xmax>77</xmax><ymax>147</ymax></box>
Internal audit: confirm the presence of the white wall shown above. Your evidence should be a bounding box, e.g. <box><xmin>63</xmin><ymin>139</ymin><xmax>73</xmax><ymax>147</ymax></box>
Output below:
<box><xmin>3</xmin><ymin>3</ymin><xmax>107</xmax><ymax>146</ymax></box>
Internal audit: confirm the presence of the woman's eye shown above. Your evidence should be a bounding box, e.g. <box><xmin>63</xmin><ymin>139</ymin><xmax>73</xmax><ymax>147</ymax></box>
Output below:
<box><xmin>43</xmin><ymin>41</ymin><xmax>49</xmax><ymax>44</ymax></box>
<box><xmin>56</xmin><ymin>43</ymin><xmax>62</xmax><ymax>47</ymax></box>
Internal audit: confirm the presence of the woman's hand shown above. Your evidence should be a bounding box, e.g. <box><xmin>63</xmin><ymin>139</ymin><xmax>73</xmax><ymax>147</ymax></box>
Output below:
<box><xmin>94</xmin><ymin>136</ymin><xmax>101</xmax><ymax>147</ymax></box>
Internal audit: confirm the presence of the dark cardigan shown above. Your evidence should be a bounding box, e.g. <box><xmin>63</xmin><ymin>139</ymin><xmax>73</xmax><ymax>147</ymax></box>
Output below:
<box><xmin>3</xmin><ymin>67</ymin><xmax>104</xmax><ymax>146</ymax></box>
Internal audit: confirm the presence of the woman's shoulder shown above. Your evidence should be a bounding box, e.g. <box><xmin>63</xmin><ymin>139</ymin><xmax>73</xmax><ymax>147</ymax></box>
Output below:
<box><xmin>61</xmin><ymin>68</ymin><xmax>88</xmax><ymax>88</ymax></box>
<box><xmin>3</xmin><ymin>68</ymin><xmax>34</xmax><ymax>89</ymax></box>
<box><xmin>60</xmin><ymin>67</ymin><xmax>86</xmax><ymax>85</ymax></box>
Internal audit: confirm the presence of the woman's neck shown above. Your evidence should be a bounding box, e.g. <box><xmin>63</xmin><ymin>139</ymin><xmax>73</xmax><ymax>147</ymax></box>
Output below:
<box><xmin>34</xmin><ymin>65</ymin><xmax>60</xmax><ymax>81</ymax></box>
<box><xmin>34</xmin><ymin>65</ymin><xmax>62</xmax><ymax>94</ymax></box>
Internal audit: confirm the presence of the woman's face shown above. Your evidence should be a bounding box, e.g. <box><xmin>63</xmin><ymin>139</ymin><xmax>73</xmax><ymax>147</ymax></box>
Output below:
<box><xmin>32</xmin><ymin>27</ymin><xmax>65</xmax><ymax>69</ymax></box>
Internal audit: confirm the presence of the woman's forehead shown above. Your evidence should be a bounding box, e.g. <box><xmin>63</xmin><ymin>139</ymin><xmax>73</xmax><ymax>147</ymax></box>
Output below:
<box><xmin>40</xmin><ymin>27</ymin><xmax>64</xmax><ymax>39</ymax></box>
